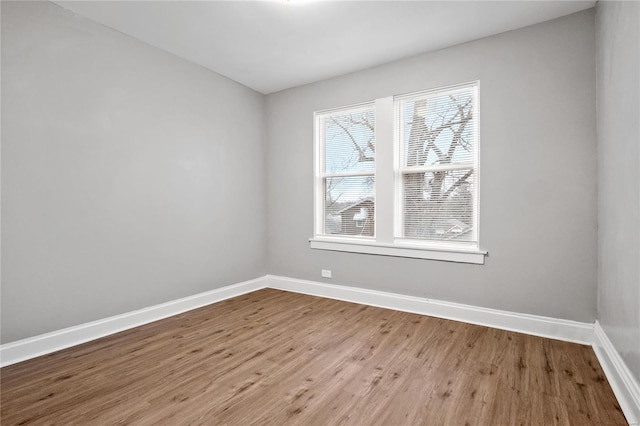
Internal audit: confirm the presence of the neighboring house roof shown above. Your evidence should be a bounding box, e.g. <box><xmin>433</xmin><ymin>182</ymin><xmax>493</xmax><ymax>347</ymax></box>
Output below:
<box><xmin>446</xmin><ymin>218</ymin><xmax>469</xmax><ymax>229</ymax></box>
<box><xmin>445</xmin><ymin>227</ymin><xmax>473</xmax><ymax>240</ymax></box>
<box><xmin>336</xmin><ymin>197</ymin><xmax>374</xmax><ymax>215</ymax></box>
<box><xmin>434</xmin><ymin>218</ymin><xmax>473</xmax><ymax>239</ymax></box>
<box><xmin>443</xmin><ymin>218</ymin><xmax>473</xmax><ymax>240</ymax></box>
<box><xmin>353</xmin><ymin>207</ymin><xmax>368</xmax><ymax>221</ymax></box>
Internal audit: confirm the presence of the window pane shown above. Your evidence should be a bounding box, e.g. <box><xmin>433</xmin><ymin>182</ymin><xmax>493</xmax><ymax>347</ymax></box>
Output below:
<box><xmin>324</xmin><ymin>176</ymin><xmax>375</xmax><ymax>236</ymax></box>
<box><xmin>400</xmin><ymin>88</ymin><xmax>475</xmax><ymax>168</ymax></box>
<box><xmin>324</xmin><ymin>108</ymin><xmax>375</xmax><ymax>174</ymax></box>
<box><xmin>403</xmin><ymin>169</ymin><xmax>475</xmax><ymax>242</ymax></box>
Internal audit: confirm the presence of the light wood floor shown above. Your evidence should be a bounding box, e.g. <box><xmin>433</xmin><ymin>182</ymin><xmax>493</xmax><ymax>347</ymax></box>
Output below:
<box><xmin>1</xmin><ymin>289</ymin><xmax>627</xmax><ymax>425</ymax></box>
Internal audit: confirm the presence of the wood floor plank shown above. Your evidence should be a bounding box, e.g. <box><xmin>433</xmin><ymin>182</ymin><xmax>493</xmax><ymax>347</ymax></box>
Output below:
<box><xmin>0</xmin><ymin>288</ymin><xmax>628</xmax><ymax>425</ymax></box>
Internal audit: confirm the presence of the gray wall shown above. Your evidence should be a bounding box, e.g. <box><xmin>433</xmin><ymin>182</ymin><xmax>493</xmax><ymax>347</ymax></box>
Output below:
<box><xmin>596</xmin><ymin>1</ymin><xmax>640</xmax><ymax>383</ymax></box>
<box><xmin>0</xmin><ymin>3</ymin><xmax>610</xmax><ymax>346</ymax></box>
<box><xmin>266</xmin><ymin>10</ymin><xmax>597</xmax><ymax>322</ymax></box>
<box><xmin>1</xmin><ymin>1</ymin><xmax>266</xmax><ymax>343</ymax></box>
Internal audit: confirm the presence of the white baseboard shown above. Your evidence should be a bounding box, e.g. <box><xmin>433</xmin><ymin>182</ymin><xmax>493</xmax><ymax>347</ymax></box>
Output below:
<box><xmin>265</xmin><ymin>275</ymin><xmax>595</xmax><ymax>345</ymax></box>
<box><xmin>1</xmin><ymin>274</ymin><xmax>594</xmax><ymax>368</ymax></box>
<box><xmin>4</xmin><ymin>273</ymin><xmax>638</xmax><ymax>423</ymax></box>
<box><xmin>592</xmin><ymin>321</ymin><xmax>640</xmax><ymax>425</ymax></box>
<box><xmin>0</xmin><ymin>277</ymin><xmax>267</xmax><ymax>368</ymax></box>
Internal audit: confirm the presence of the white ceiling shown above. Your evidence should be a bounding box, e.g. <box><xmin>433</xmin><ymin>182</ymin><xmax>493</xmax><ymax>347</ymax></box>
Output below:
<box><xmin>53</xmin><ymin>1</ymin><xmax>595</xmax><ymax>94</ymax></box>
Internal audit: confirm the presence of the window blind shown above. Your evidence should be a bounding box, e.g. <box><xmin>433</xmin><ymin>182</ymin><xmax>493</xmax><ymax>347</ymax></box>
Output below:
<box><xmin>397</xmin><ymin>83</ymin><xmax>478</xmax><ymax>244</ymax></box>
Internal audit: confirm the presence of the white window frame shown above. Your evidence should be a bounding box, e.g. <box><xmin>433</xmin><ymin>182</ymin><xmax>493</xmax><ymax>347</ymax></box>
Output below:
<box><xmin>394</xmin><ymin>82</ymin><xmax>480</xmax><ymax>252</ymax></box>
<box><xmin>313</xmin><ymin>102</ymin><xmax>377</xmax><ymax>241</ymax></box>
<box><xmin>311</xmin><ymin>82</ymin><xmax>487</xmax><ymax>264</ymax></box>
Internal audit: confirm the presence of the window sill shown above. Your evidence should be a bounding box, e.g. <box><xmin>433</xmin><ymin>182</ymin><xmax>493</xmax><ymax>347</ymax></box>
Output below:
<box><xmin>309</xmin><ymin>238</ymin><xmax>487</xmax><ymax>264</ymax></box>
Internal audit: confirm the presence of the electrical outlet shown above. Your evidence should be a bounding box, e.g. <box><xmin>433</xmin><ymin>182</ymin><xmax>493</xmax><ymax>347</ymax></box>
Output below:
<box><xmin>321</xmin><ymin>269</ymin><xmax>332</xmax><ymax>278</ymax></box>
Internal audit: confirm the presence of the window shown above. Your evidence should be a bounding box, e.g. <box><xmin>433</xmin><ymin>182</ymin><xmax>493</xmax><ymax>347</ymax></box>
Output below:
<box><xmin>396</xmin><ymin>84</ymin><xmax>478</xmax><ymax>245</ymax></box>
<box><xmin>314</xmin><ymin>104</ymin><xmax>376</xmax><ymax>238</ymax></box>
<box><xmin>312</xmin><ymin>82</ymin><xmax>486</xmax><ymax>264</ymax></box>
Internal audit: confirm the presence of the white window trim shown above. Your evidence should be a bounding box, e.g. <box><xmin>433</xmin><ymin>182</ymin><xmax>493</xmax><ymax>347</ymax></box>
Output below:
<box><xmin>309</xmin><ymin>237</ymin><xmax>487</xmax><ymax>264</ymax></box>
<box><xmin>312</xmin><ymin>82</ymin><xmax>486</xmax><ymax>265</ymax></box>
